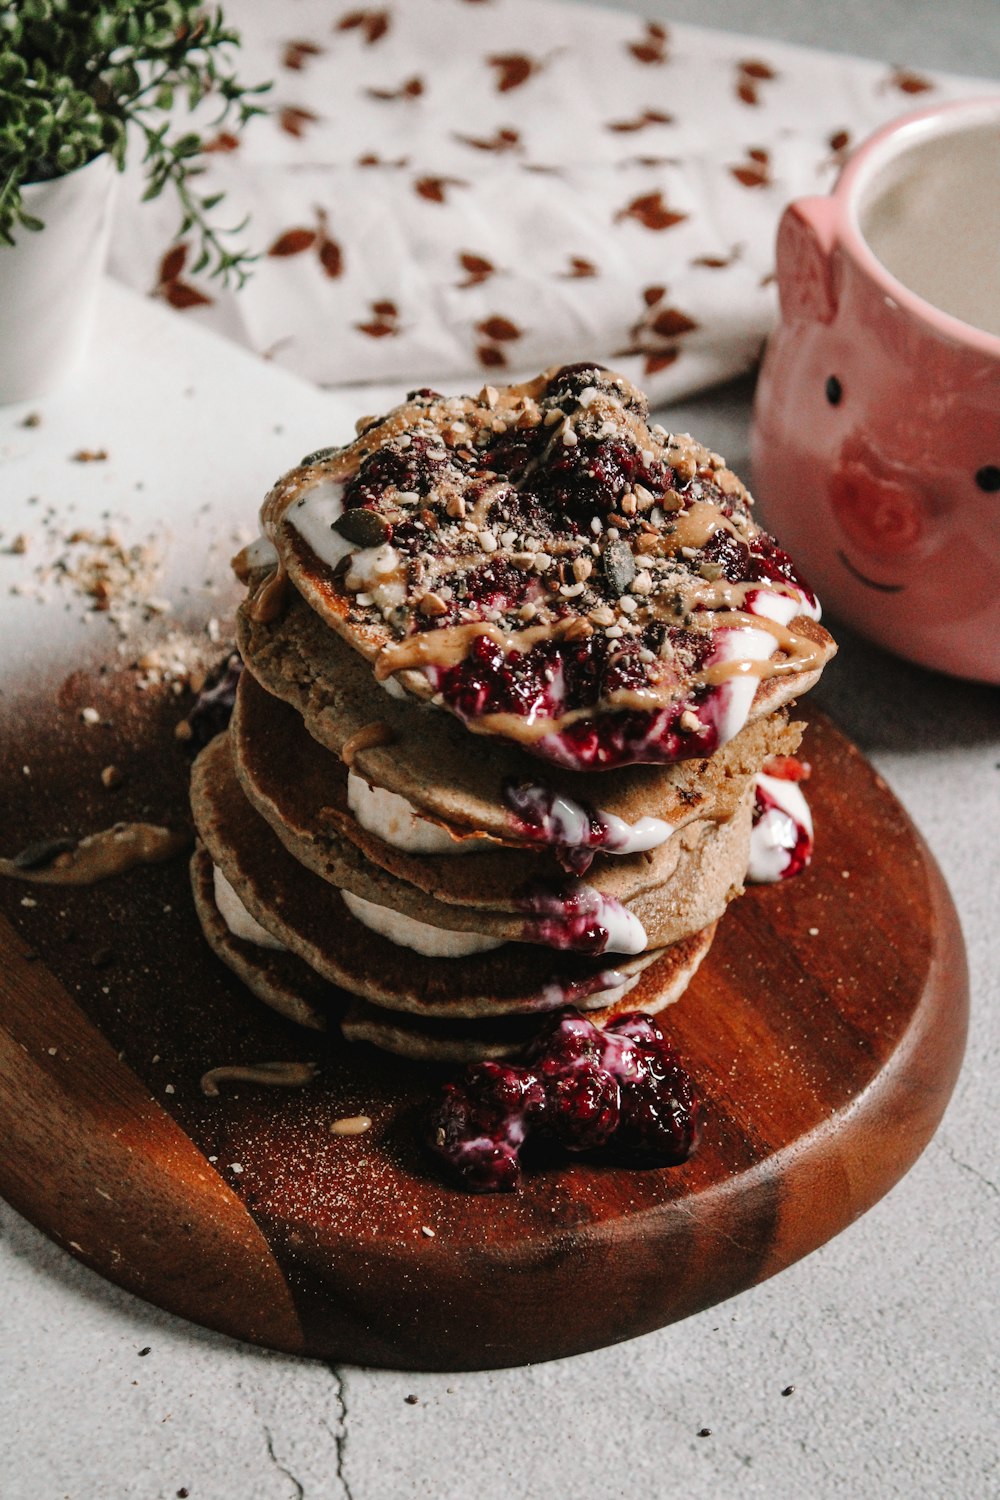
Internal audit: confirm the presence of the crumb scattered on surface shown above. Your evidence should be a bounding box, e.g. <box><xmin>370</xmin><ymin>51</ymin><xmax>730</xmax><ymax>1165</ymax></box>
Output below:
<box><xmin>71</xmin><ymin>448</ymin><xmax>109</xmax><ymax>463</ymax></box>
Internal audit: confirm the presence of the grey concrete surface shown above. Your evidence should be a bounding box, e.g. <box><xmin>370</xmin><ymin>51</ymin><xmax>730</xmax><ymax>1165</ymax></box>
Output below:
<box><xmin>2</xmin><ymin>3</ymin><xmax>999</xmax><ymax>1498</ymax></box>
<box><xmin>594</xmin><ymin>0</ymin><xmax>1000</xmax><ymax>78</ymax></box>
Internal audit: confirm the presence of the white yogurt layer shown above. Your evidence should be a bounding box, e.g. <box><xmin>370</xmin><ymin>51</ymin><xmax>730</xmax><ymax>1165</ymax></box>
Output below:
<box><xmin>347</xmin><ymin>772</ymin><xmax>487</xmax><ymax>856</ymax></box>
<box><xmin>213</xmin><ymin>865</ymin><xmax>287</xmax><ymax>950</ymax></box>
<box><xmin>341</xmin><ymin>890</ymin><xmax>504</xmax><ymax>957</ymax></box>
<box><xmin>747</xmin><ymin>773</ymin><xmax>814</xmax><ymax>883</ymax></box>
<box><xmin>748</xmin><ymin>585</ymin><xmax>822</xmax><ymax>626</ymax></box>
<box><xmin>242</xmin><ymin>534</ymin><xmax>279</xmax><ymax>571</ymax></box>
<box><xmin>709</xmin><ymin>623</ymin><xmax>782</xmax><ymax>744</ymax></box>
<box><xmin>285</xmin><ymin>478</ymin><xmax>354</xmax><ymax>570</ymax></box>
<box><xmin>587</xmin><ymin>896</ymin><xmax>648</xmax><ymax>956</ymax></box>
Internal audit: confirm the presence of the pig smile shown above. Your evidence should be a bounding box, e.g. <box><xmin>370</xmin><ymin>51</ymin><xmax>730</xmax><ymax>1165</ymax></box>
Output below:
<box><xmin>837</xmin><ymin>550</ymin><xmax>906</xmax><ymax>593</ymax></box>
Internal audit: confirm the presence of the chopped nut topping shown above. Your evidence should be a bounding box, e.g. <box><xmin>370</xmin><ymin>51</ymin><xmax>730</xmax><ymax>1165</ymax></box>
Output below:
<box><xmin>330</xmin><ymin>1115</ymin><xmax>373</xmax><ymax>1136</ymax></box>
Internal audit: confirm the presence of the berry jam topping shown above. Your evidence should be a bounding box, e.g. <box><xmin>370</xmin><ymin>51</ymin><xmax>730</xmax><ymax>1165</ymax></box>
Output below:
<box><xmin>429</xmin><ymin>1009</ymin><xmax>701</xmax><ymax>1192</ymax></box>
<box><xmin>503</xmin><ymin>779</ymin><xmax>674</xmax><ymax>875</ymax></box>
<box><xmin>267</xmin><ymin>366</ymin><xmax>833</xmax><ymax>768</ymax></box>
<box><xmin>747</xmin><ymin>769</ymin><xmax>814</xmax><ymax>883</ymax></box>
<box><xmin>516</xmin><ymin>880</ymin><xmax>647</xmax><ymax>956</ymax></box>
<box><xmin>187</xmin><ymin>654</ymin><xmax>243</xmax><ymax>748</ymax></box>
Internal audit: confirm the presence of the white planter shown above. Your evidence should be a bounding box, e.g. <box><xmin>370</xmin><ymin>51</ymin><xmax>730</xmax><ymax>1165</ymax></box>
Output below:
<box><xmin>0</xmin><ymin>153</ymin><xmax>118</xmax><ymax>404</ymax></box>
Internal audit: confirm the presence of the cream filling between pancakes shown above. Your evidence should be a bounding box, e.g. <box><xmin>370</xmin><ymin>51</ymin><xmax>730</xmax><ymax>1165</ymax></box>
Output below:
<box><xmin>213</xmin><ymin>864</ymin><xmax>287</xmax><ymax>951</ymax></box>
<box><xmin>347</xmin><ymin>771</ymin><xmax>488</xmax><ymax>855</ymax></box>
<box><xmin>341</xmin><ymin>889</ymin><xmax>505</xmax><ymax>957</ymax></box>
<box><xmin>349</xmin><ymin>769</ymin><xmax>679</xmax><ymax>863</ymax></box>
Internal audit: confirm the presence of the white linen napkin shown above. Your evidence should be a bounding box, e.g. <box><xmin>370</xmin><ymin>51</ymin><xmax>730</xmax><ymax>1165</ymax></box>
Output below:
<box><xmin>107</xmin><ymin>0</ymin><xmax>992</xmax><ymax>403</ymax></box>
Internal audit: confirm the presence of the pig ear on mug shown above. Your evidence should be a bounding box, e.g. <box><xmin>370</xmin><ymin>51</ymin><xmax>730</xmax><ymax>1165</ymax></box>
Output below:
<box><xmin>775</xmin><ymin>197</ymin><xmax>840</xmax><ymax>325</ymax></box>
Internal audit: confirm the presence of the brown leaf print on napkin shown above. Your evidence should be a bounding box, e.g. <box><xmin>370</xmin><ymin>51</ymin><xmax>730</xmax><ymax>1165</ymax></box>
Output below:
<box><xmin>201</xmin><ymin>130</ymin><xmax>239</xmax><ymax>153</ymax></box>
<box><xmin>690</xmin><ymin>245</ymin><xmax>743</xmax><ymax>269</ymax></box>
<box><xmin>283</xmin><ymin>40</ymin><xmax>325</xmax><ymax>72</ymax></box>
<box><xmin>883</xmin><ymin>67</ymin><xmax>935</xmax><ymax>94</ymax></box>
<box><xmin>268</xmin><ymin>210</ymin><xmax>343</xmax><ymax>278</ymax></box>
<box><xmin>488</xmin><ymin>54</ymin><xmax>546</xmax><ymax>92</ymax></box>
<box><xmin>616</xmin><ymin>285</ymin><xmax>697</xmax><ymax>375</ymax></box>
<box><xmin>358</xmin><ymin>153</ymin><xmax>410</xmax><ymax>168</ymax></box>
<box><xmin>627</xmin><ymin>21</ymin><xmax>669</xmax><ymax>65</ymax></box>
<box><xmin>619</xmin><ymin>154</ymin><xmax>680</xmax><ymax>169</ymax></box>
<box><xmin>607</xmin><ymin>108</ymin><xmax>674</xmax><ymax>133</ymax></box>
<box><xmin>368</xmin><ymin>76</ymin><xmax>424</xmax><ymax>101</ymax></box>
<box><xmin>825</xmin><ymin>129</ymin><xmax>851</xmax><ymax>169</ymax></box>
<box><xmin>279</xmin><ymin>105</ymin><xmax>321</xmax><ymax>138</ymax></box>
<box><xmin>559</xmin><ymin>256</ymin><xmax>599</xmax><ymax>279</ymax></box>
<box><xmin>336</xmin><ymin>9</ymin><xmax>391</xmax><ymax>44</ymax></box>
<box><xmin>457</xmin><ymin>253</ymin><xmax>497</xmax><ymax>288</ymax></box>
<box><xmin>415</xmin><ymin>176</ymin><xmax>469</xmax><ymax>203</ymax></box>
<box><xmin>476</xmin><ymin>315</ymin><xmax>523</xmax><ymax>368</ymax></box>
<box><xmin>614</xmin><ymin>192</ymin><xmax>687</xmax><ymax>231</ymax></box>
<box><xmin>729</xmin><ymin>147</ymin><xmax>772</xmax><ymax>188</ymax></box>
<box><xmin>269</xmin><ymin>228</ymin><xmax>317</xmax><ymax>256</ymax></box>
<box><xmin>454</xmin><ymin>126</ymin><xmax>522</xmax><ymax>153</ymax></box>
<box><xmin>154</xmin><ymin>244</ymin><xmax>213</xmax><ymax>310</ymax></box>
<box><xmin>735</xmin><ymin>58</ymin><xmax>777</xmax><ymax>106</ymax></box>
<box><xmin>357</xmin><ymin>300</ymin><xmax>401</xmax><ymax>337</ymax></box>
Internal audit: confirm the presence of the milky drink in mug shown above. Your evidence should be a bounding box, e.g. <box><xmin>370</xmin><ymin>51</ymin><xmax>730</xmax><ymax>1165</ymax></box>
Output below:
<box><xmin>752</xmin><ymin>97</ymin><xmax>1000</xmax><ymax>683</ymax></box>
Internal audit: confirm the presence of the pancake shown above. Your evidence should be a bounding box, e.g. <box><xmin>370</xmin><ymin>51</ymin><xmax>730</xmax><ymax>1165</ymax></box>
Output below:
<box><xmin>232</xmin><ymin>667</ymin><xmax>783</xmax><ymax>914</ymax></box>
<box><xmin>191</xmin><ymin>844</ymin><xmax>337</xmax><ymax>1031</ymax></box>
<box><xmin>204</xmin><ymin>701</ymin><xmax>753</xmax><ymax>952</ymax></box>
<box><xmin>236</xmin><ymin>587</ymin><xmax>803</xmax><ymax>845</ymax></box>
<box><xmin>341</xmin><ymin>925</ymin><xmax>717</xmax><ymax>1062</ymax></box>
<box><xmin>251</xmin><ymin>364</ymin><xmax>835</xmax><ymax>771</ymax></box>
<box><xmin>191</xmin><ymin>733</ymin><xmax>665</xmax><ymax>1017</ymax></box>
<box><xmin>193</xmin><ymin>843</ymin><xmax>715</xmax><ymax>1061</ymax></box>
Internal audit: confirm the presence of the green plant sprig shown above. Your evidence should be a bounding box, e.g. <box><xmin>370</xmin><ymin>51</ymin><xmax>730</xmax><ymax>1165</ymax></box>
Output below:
<box><xmin>0</xmin><ymin>0</ymin><xmax>270</xmax><ymax>284</ymax></box>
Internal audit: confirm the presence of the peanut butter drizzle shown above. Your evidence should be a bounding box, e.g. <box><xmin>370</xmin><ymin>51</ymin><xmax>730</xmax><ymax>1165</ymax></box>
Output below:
<box><xmin>664</xmin><ymin>500</ymin><xmax>739</xmax><ymax>553</ymax></box>
<box><xmin>374</xmin><ymin>618</ymin><xmax>581</xmax><ymax>681</ymax></box>
<box><xmin>375</xmin><ymin>607</ymin><xmax>827</xmax><ymax>745</ymax></box>
<box><xmin>0</xmin><ymin>823</ymin><xmax>190</xmax><ymax>886</ymax></box>
<box><xmin>341</xmin><ymin>720</ymin><xmax>396</xmax><ymax>766</ymax></box>
<box><xmin>245</xmin><ymin>562</ymin><xmax>289</xmax><ymax>624</ymax></box>
<box><xmin>699</xmin><ymin>611</ymin><xmax>829</xmax><ymax>681</ymax></box>
<box><xmin>200</xmin><ymin>1061</ymin><xmax>319</xmax><ymax>1096</ymax></box>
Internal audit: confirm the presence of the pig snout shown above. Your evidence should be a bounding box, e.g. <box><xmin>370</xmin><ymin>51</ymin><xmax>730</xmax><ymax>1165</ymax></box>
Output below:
<box><xmin>828</xmin><ymin>442</ymin><xmax>937</xmax><ymax>561</ymax></box>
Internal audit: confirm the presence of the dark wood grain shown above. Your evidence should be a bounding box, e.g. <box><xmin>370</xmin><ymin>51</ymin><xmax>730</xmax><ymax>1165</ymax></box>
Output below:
<box><xmin>0</xmin><ymin>668</ymin><xmax>968</xmax><ymax>1369</ymax></box>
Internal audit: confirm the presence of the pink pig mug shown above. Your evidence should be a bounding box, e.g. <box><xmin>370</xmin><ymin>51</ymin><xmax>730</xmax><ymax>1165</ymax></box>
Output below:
<box><xmin>751</xmin><ymin>96</ymin><xmax>1000</xmax><ymax>684</ymax></box>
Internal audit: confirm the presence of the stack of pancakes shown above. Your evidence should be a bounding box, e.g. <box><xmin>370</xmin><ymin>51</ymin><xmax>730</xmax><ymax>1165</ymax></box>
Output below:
<box><xmin>190</xmin><ymin>365</ymin><xmax>835</xmax><ymax>1061</ymax></box>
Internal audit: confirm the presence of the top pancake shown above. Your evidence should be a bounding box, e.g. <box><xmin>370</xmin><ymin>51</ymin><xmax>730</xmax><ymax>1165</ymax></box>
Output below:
<box><xmin>249</xmin><ymin>363</ymin><xmax>835</xmax><ymax>769</ymax></box>
<box><xmin>236</xmin><ymin>588</ymin><xmax>802</xmax><ymax>845</ymax></box>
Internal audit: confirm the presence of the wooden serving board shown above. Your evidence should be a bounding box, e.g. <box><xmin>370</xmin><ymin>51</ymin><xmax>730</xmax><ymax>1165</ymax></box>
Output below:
<box><xmin>0</xmin><ymin>670</ymin><xmax>968</xmax><ymax>1370</ymax></box>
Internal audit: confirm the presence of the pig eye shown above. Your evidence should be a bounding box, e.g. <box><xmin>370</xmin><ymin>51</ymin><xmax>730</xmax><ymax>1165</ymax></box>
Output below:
<box><xmin>825</xmin><ymin>376</ymin><xmax>842</xmax><ymax>406</ymax></box>
<box><xmin>975</xmin><ymin>465</ymin><xmax>1000</xmax><ymax>493</ymax></box>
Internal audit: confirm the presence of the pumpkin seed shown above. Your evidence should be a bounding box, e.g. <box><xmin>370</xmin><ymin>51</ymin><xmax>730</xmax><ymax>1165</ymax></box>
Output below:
<box><xmin>300</xmin><ymin>445</ymin><xmax>340</xmax><ymax>466</ymax></box>
<box><xmin>333</xmin><ymin>508</ymin><xmax>390</xmax><ymax>547</ymax></box>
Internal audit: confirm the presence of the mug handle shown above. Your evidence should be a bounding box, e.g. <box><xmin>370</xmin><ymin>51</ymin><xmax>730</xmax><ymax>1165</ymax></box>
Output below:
<box><xmin>776</xmin><ymin>197</ymin><xmax>840</xmax><ymax>325</ymax></box>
